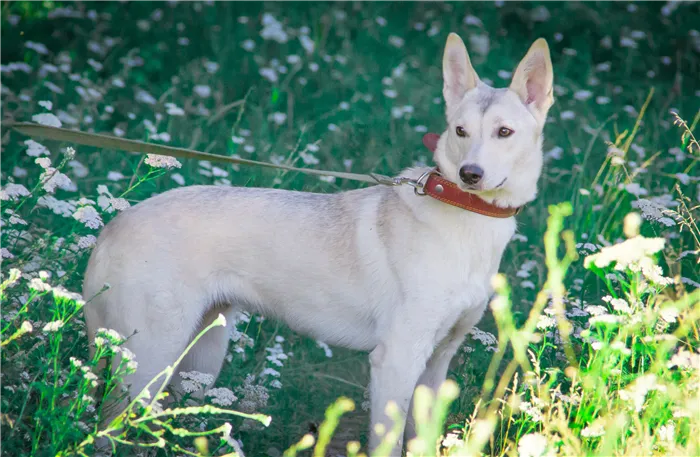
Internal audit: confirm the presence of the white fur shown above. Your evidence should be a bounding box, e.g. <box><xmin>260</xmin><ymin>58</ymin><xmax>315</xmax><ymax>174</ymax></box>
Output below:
<box><xmin>83</xmin><ymin>33</ymin><xmax>553</xmax><ymax>454</ymax></box>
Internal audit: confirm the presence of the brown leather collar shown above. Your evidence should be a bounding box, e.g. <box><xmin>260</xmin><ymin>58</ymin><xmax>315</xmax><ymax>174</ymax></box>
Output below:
<box><xmin>422</xmin><ymin>171</ymin><xmax>521</xmax><ymax>218</ymax></box>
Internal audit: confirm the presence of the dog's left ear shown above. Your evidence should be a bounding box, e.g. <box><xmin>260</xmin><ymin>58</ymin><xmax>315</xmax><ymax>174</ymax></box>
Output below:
<box><xmin>509</xmin><ymin>38</ymin><xmax>554</xmax><ymax>125</ymax></box>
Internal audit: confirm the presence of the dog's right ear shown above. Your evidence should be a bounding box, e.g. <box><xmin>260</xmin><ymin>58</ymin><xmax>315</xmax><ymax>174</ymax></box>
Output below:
<box><xmin>442</xmin><ymin>33</ymin><xmax>479</xmax><ymax>115</ymax></box>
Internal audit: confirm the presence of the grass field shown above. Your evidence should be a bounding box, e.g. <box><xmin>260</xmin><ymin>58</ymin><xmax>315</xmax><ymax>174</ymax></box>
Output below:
<box><xmin>1</xmin><ymin>2</ymin><xmax>699</xmax><ymax>456</ymax></box>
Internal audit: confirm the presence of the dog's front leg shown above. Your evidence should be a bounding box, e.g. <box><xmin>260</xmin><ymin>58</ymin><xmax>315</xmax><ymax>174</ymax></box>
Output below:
<box><xmin>368</xmin><ymin>329</ymin><xmax>435</xmax><ymax>456</ymax></box>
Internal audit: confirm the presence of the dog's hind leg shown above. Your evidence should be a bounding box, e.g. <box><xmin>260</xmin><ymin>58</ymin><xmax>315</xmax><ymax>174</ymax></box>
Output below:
<box><xmin>173</xmin><ymin>304</ymin><xmax>235</xmax><ymax>401</ymax></box>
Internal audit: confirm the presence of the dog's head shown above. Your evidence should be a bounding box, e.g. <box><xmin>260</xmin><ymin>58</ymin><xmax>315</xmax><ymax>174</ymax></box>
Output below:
<box><xmin>433</xmin><ymin>33</ymin><xmax>554</xmax><ymax>208</ymax></box>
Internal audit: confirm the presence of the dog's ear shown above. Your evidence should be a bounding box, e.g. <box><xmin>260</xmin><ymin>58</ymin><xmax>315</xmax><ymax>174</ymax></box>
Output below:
<box><xmin>509</xmin><ymin>38</ymin><xmax>554</xmax><ymax>125</ymax></box>
<box><xmin>442</xmin><ymin>33</ymin><xmax>479</xmax><ymax>115</ymax></box>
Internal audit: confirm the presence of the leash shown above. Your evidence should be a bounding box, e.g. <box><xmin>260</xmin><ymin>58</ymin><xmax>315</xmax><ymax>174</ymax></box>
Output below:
<box><xmin>10</xmin><ymin>122</ymin><xmax>396</xmax><ymax>185</ymax></box>
<box><xmin>10</xmin><ymin>123</ymin><xmax>520</xmax><ymax>218</ymax></box>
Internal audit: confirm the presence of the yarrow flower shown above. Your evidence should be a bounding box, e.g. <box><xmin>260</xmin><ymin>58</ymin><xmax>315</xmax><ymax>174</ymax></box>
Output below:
<box><xmin>29</xmin><ymin>277</ymin><xmax>52</xmax><ymax>292</ymax></box>
<box><xmin>43</xmin><ymin>320</ymin><xmax>65</xmax><ymax>332</ymax></box>
<box><xmin>95</xmin><ymin>328</ymin><xmax>125</xmax><ymax>345</ymax></box>
<box><xmin>145</xmin><ymin>154</ymin><xmax>182</xmax><ymax>169</ymax></box>
<box><xmin>206</xmin><ymin>387</ymin><xmax>238</xmax><ymax>406</ymax></box>
<box><xmin>631</xmin><ymin>198</ymin><xmax>678</xmax><ymax>227</ymax></box>
<box><xmin>41</xmin><ymin>169</ymin><xmax>74</xmax><ymax>193</ymax></box>
<box><xmin>24</xmin><ymin>139</ymin><xmax>50</xmax><ymax>157</ymax></box>
<box><xmin>236</xmin><ymin>375</ymin><xmax>269</xmax><ymax>413</ymax></box>
<box><xmin>584</xmin><ymin>235</ymin><xmax>665</xmax><ymax>273</ymax></box>
<box><xmin>468</xmin><ymin>327</ymin><xmax>498</xmax><ymax>351</ymax></box>
<box><xmin>77</xmin><ymin>235</ymin><xmax>97</xmax><ymax>249</ymax></box>
<box><xmin>618</xmin><ymin>374</ymin><xmax>665</xmax><ymax>412</ymax></box>
<box><xmin>73</xmin><ymin>205</ymin><xmax>103</xmax><ymax>229</ymax></box>
<box><xmin>0</xmin><ymin>183</ymin><xmax>31</xmax><ymax>201</ymax></box>
<box><xmin>667</xmin><ymin>348</ymin><xmax>700</xmax><ymax>370</ymax></box>
<box><xmin>1</xmin><ymin>248</ymin><xmax>15</xmax><ymax>259</ymax></box>
<box><xmin>581</xmin><ymin>423</ymin><xmax>605</xmax><ymax>438</ymax></box>
<box><xmin>32</xmin><ymin>113</ymin><xmax>62</xmax><ymax>128</ymax></box>
<box><xmin>179</xmin><ymin>370</ymin><xmax>215</xmax><ymax>393</ymax></box>
<box><xmin>518</xmin><ymin>433</ymin><xmax>553</xmax><ymax>457</ymax></box>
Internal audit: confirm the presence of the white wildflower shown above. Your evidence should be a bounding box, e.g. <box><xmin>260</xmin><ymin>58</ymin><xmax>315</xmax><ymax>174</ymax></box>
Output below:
<box><xmin>259</xmin><ymin>67</ymin><xmax>278</xmax><ymax>82</ymax></box>
<box><xmin>269</xmin><ymin>112</ymin><xmax>286</xmax><ymax>125</ymax></box>
<box><xmin>388</xmin><ymin>35</ymin><xmax>404</xmax><ymax>48</ymax></box>
<box><xmin>618</xmin><ymin>374</ymin><xmax>661</xmax><ymax>412</ymax></box>
<box><xmin>609</xmin><ymin>298</ymin><xmax>631</xmax><ymax>314</ymax></box>
<box><xmin>179</xmin><ymin>370</ymin><xmax>214</xmax><ymax>393</ymax></box>
<box><xmin>171</xmin><ymin>173</ymin><xmax>185</xmax><ymax>185</ymax></box>
<box><xmin>260</xmin><ymin>13</ymin><xmax>288</xmax><ymax>43</ymax></box>
<box><xmin>560</xmin><ymin>110</ymin><xmax>575</xmax><ymax>120</ymax></box>
<box><xmin>468</xmin><ymin>327</ymin><xmax>497</xmax><ymax>351</ymax></box>
<box><xmin>25</xmin><ymin>139</ymin><xmax>50</xmax><ymax>157</ymax></box>
<box><xmin>95</xmin><ymin>328</ymin><xmax>125</xmax><ymax>344</ymax></box>
<box><xmin>316</xmin><ymin>340</ymin><xmax>333</xmax><ymax>358</ymax></box>
<box><xmin>589</xmin><ymin>314</ymin><xmax>620</xmax><ymax>326</ymax></box>
<box><xmin>32</xmin><ymin>113</ymin><xmax>62</xmax><ymax>128</ymax></box>
<box><xmin>42</xmin><ymin>170</ymin><xmax>74</xmax><ymax>193</ymax></box>
<box><xmin>1</xmin><ymin>248</ymin><xmax>15</xmax><ymax>259</ymax></box>
<box><xmin>73</xmin><ymin>206</ymin><xmax>103</xmax><ymax>229</ymax></box>
<box><xmin>77</xmin><ymin>235</ymin><xmax>97</xmax><ymax>249</ymax></box>
<box><xmin>630</xmin><ymin>256</ymin><xmax>674</xmax><ymax>285</ymax></box>
<box><xmin>165</xmin><ymin>102</ymin><xmax>185</xmax><ymax>116</ymax></box>
<box><xmin>1</xmin><ymin>183</ymin><xmax>31</xmax><ymax>201</ymax></box>
<box><xmin>241</xmin><ymin>39</ymin><xmax>255</xmax><ymax>51</ymax></box>
<box><xmin>260</xmin><ymin>367</ymin><xmax>280</xmax><ymax>377</ymax></box>
<box><xmin>145</xmin><ymin>154</ymin><xmax>182</xmax><ymax>169</ymax></box>
<box><xmin>574</xmin><ymin>90</ymin><xmax>593</xmax><ymax>101</ymax></box>
<box><xmin>194</xmin><ymin>85</ymin><xmax>211</xmax><ymax>98</ymax></box>
<box><xmin>631</xmin><ymin>199</ymin><xmax>677</xmax><ymax>227</ymax></box>
<box><xmin>109</xmin><ymin>198</ymin><xmax>130</xmax><ymax>211</ymax></box>
<box><xmin>657</xmin><ymin>422</ymin><xmax>675</xmax><ymax>442</ymax></box>
<box><xmin>667</xmin><ymin>348</ymin><xmax>700</xmax><ymax>370</ymax></box>
<box><xmin>625</xmin><ymin>183</ymin><xmax>648</xmax><ymax>196</ymax></box>
<box><xmin>518</xmin><ymin>433</ymin><xmax>552</xmax><ymax>457</ymax></box>
<box><xmin>12</xmin><ymin>166</ymin><xmax>27</xmax><ymax>178</ymax></box>
<box><xmin>581</xmin><ymin>423</ymin><xmax>605</xmax><ymax>438</ymax></box>
<box><xmin>442</xmin><ymin>431</ymin><xmax>464</xmax><ymax>449</ymax></box>
<box><xmin>136</xmin><ymin>90</ymin><xmax>157</xmax><ymax>105</ymax></box>
<box><xmin>29</xmin><ymin>277</ymin><xmax>52</xmax><ymax>292</ymax></box>
<box><xmin>529</xmin><ymin>6</ymin><xmax>550</xmax><ymax>21</ymax></box>
<box><xmin>206</xmin><ymin>387</ymin><xmax>237</xmax><ymax>406</ymax></box>
<box><xmin>236</xmin><ymin>375</ymin><xmax>269</xmax><ymax>413</ymax></box>
<box><xmin>537</xmin><ymin>315</ymin><xmax>556</xmax><ymax>330</ymax></box>
<box><xmin>37</xmin><ymin>196</ymin><xmax>75</xmax><ymax>216</ymax></box>
<box><xmin>43</xmin><ymin>320</ymin><xmax>64</xmax><ymax>332</ymax></box>
<box><xmin>659</xmin><ymin>306</ymin><xmax>679</xmax><ymax>324</ymax></box>
<box><xmin>299</xmin><ymin>35</ymin><xmax>315</xmax><ymax>54</ymax></box>
<box><xmin>584</xmin><ymin>236</ymin><xmax>664</xmax><ymax>270</ymax></box>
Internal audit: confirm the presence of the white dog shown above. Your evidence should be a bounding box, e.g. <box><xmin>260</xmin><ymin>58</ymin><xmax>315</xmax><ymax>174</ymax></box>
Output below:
<box><xmin>83</xmin><ymin>32</ymin><xmax>553</xmax><ymax>454</ymax></box>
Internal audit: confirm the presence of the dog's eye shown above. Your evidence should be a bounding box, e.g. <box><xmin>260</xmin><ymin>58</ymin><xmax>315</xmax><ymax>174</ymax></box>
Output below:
<box><xmin>456</xmin><ymin>126</ymin><xmax>467</xmax><ymax>137</ymax></box>
<box><xmin>498</xmin><ymin>127</ymin><xmax>514</xmax><ymax>138</ymax></box>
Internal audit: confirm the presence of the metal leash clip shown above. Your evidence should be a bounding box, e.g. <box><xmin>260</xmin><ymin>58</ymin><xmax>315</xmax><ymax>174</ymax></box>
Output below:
<box><xmin>409</xmin><ymin>167</ymin><xmax>439</xmax><ymax>196</ymax></box>
<box><xmin>371</xmin><ymin>167</ymin><xmax>439</xmax><ymax>195</ymax></box>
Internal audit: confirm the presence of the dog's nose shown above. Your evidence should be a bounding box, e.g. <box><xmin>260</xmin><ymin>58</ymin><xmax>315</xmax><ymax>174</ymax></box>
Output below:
<box><xmin>459</xmin><ymin>164</ymin><xmax>484</xmax><ymax>186</ymax></box>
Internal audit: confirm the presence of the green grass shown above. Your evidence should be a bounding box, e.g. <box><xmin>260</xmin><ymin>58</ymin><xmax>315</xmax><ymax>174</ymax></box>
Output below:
<box><xmin>1</xmin><ymin>2</ymin><xmax>699</xmax><ymax>456</ymax></box>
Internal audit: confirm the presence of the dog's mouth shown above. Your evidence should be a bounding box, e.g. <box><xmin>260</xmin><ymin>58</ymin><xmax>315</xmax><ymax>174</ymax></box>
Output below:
<box><xmin>460</xmin><ymin>177</ymin><xmax>507</xmax><ymax>193</ymax></box>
